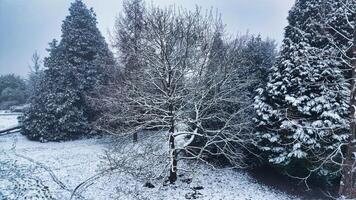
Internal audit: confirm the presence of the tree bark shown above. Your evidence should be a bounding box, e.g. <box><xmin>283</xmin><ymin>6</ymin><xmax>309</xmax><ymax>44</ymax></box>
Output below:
<box><xmin>168</xmin><ymin>100</ymin><xmax>177</xmax><ymax>183</ymax></box>
<box><xmin>133</xmin><ymin>132</ymin><xmax>138</xmax><ymax>143</ymax></box>
<box><xmin>169</xmin><ymin>124</ymin><xmax>177</xmax><ymax>183</ymax></box>
<box><xmin>339</xmin><ymin>25</ymin><xmax>356</xmax><ymax>199</ymax></box>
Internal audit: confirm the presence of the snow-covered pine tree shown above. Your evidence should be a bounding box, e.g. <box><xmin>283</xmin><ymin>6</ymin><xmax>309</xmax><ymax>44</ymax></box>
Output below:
<box><xmin>23</xmin><ymin>0</ymin><xmax>115</xmax><ymax>141</ymax></box>
<box><xmin>60</xmin><ymin>0</ymin><xmax>115</xmax><ymax>92</ymax></box>
<box><xmin>254</xmin><ymin>0</ymin><xmax>350</xmax><ymax>181</ymax></box>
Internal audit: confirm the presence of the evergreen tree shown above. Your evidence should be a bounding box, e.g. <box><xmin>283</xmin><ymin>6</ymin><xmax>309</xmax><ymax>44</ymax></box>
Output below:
<box><xmin>0</xmin><ymin>74</ymin><xmax>27</xmax><ymax>109</ymax></box>
<box><xmin>108</xmin><ymin>0</ymin><xmax>146</xmax><ymax>142</ymax></box>
<box><xmin>113</xmin><ymin>0</ymin><xmax>145</xmax><ymax>76</ymax></box>
<box><xmin>239</xmin><ymin>35</ymin><xmax>276</xmax><ymax>90</ymax></box>
<box><xmin>254</xmin><ymin>0</ymin><xmax>350</xmax><ymax>181</ymax></box>
<box><xmin>23</xmin><ymin>0</ymin><xmax>115</xmax><ymax>141</ymax></box>
<box><xmin>206</xmin><ymin>25</ymin><xmax>226</xmax><ymax>77</ymax></box>
<box><xmin>60</xmin><ymin>0</ymin><xmax>115</xmax><ymax>92</ymax></box>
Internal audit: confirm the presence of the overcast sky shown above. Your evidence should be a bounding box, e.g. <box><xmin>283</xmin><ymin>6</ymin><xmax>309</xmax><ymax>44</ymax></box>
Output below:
<box><xmin>0</xmin><ymin>0</ymin><xmax>295</xmax><ymax>77</ymax></box>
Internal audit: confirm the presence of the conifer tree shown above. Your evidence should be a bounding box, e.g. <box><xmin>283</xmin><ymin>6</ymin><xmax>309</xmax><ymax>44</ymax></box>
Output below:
<box><xmin>60</xmin><ymin>0</ymin><xmax>115</xmax><ymax>92</ymax></box>
<box><xmin>110</xmin><ymin>0</ymin><xmax>146</xmax><ymax>142</ymax></box>
<box><xmin>23</xmin><ymin>0</ymin><xmax>115</xmax><ymax>141</ymax></box>
<box><xmin>113</xmin><ymin>0</ymin><xmax>145</xmax><ymax>76</ymax></box>
<box><xmin>254</xmin><ymin>0</ymin><xmax>350</xmax><ymax>180</ymax></box>
<box><xmin>240</xmin><ymin>36</ymin><xmax>276</xmax><ymax>90</ymax></box>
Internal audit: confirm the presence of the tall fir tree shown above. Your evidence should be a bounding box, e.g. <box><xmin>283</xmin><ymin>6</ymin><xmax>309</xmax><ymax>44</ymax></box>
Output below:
<box><xmin>113</xmin><ymin>0</ymin><xmax>145</xmax><ymax>76</ymax></box>
<box><xmin>254</xmin><ymin>0</ymin><xmax>350</xmax><ymax>181</ymax></box>
<box><xmin>110</xmin><ymin>0</ymin><xmax>146</xmax><ymax>142</ymax></box>
<box><xmin>23</xmin><ymin>0</ymin><xmax>115</xmax><ymax>141</ymax></box>
<box><xmin>206</xmin><ymin>25</ymin><xmax>226</xmax><ymax>77</ymax></box>
<box><xmin>60</xmin><ymin>0</ymin><xmax>115</xmax><ymax>92</ymax></box>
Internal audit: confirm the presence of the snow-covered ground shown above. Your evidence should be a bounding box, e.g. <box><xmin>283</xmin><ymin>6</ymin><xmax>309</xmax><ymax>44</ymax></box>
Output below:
<box><xmin>0</xmin><ymin>113</ymin><xmax>301</xmax><ymax>200</ymax></box>
<box><xmin>0</xmin><ymin>112</ymin><xmax>19</xmax><ymax>130</ymax></box>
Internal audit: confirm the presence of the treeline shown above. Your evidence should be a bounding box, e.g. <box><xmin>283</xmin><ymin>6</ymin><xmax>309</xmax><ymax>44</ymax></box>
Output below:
<box><xmin>0</xmin><ymin>52</ymin><xmax>43</xmax><ymax>110</ymax></box>
<box><xmin>22</xmin><ymin>0</ymin><xmax>355</xmax><ymax>198</ymax></box>
<box><xmin>0</xmin><ymin>74</ymin><xmax>27</xmax><ymax>109</ymax></box>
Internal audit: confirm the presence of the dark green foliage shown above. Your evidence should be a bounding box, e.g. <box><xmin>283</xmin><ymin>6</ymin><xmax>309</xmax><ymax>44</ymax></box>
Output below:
<box><xmin>239</xmin><ymin>36</ymin><xmax>276</xmax><ymax>90</ymax></box>
<box><xmin>0</xmin><ymin>74</ymin><xmax>27</xmax><ymax>109</ymax></box>
<box><xmin>22</xmin><ymin>0</ymin><xmax>115</xmax><ymax>142</ymax></box>
<box><xmin>254</xmin><ymin>0</ymin><xmax>350</xmax><ymax>183</ymax></box>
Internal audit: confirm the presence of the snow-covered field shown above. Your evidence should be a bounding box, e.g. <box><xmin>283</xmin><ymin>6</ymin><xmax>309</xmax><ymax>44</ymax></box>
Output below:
<box><xmin>0</xmin><ymin>113</ymin><xmax>300</xmax><ymax>200</ymax></box>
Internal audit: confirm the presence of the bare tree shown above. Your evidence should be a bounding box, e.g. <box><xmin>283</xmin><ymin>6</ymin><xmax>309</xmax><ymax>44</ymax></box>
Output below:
<box><xmin>113</xmin><ymin>6</ymin><xmax>256</xmax><ymax>183</ymax></box>
<box><xmin>27</xmin><ymin>51</ymin><xmax>43</xmax><ymax>98</ymax></box>
<box><xmin>29</xmin><ymin>51</ymin><xmax>41</xmax><ymax>73</ymax></box>
<box><xmin>325</xmin><ymin>0</ymin><xmax>356</xmax><ymax>198</ymax></box>
<box><xmin>341</xmin><ymin>30</ymin><xmax>356</xmax><ymax>198</ymax></box>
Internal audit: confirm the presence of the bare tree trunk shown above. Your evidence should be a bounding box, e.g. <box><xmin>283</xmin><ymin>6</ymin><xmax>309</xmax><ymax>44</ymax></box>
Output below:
<box><xmin>168</xmin><ymin>103</ymin><xmax>177</xmax><ymax>183</ymax></box>
<box><xmin>133</xmin><ymin>132</ymin><xmax>138</xmax><ymax>143</ymax></box>
<box><xmin>339</xmin><ymin>145</ymin><xmax>356</xmax><ymax>198</ymax></box>
<box><xmin>339</xmin><ymin>27</ymin><xmax>356</xmax><ymax>199</ymax></box>
<box><xmin>169</xmin><ymin>129</ymin><xmax>177</xmax><ymax>183</ymax></box>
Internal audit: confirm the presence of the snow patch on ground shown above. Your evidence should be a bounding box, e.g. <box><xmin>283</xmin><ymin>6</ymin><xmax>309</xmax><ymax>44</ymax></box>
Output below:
<box><xmin>0</xmin><ymin>112</ymin><xmax>19</xmax><ymax>130</ymax></box>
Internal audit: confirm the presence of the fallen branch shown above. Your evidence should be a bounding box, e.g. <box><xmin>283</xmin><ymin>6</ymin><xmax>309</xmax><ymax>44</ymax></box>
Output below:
<box><xmin>0</xmin><ymin>125</ymin><xmax>22</xmax><ymax>135</ymax></box>
<box><xmin>10</xmin><ymin>136</ymin><xmax>86</xmax><ymax>200</ymax></box>
<box><xmin>70</xmin><ymin>169</ymin><xmax>113</xmax><ymax>200</ymax></box>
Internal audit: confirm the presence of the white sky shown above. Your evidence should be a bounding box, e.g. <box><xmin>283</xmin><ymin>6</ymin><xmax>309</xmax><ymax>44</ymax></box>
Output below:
<box><xmin>0</xmin><ymin>0</ymin><xmax>295</xmax><ymax>77</ymax></box>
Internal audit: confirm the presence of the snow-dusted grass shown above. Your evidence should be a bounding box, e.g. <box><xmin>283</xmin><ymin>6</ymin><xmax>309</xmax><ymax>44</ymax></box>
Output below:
<box><xmin>0</xmin><ymin>132</ymin><xmax>111</xmax><ymax>200</ymax></box>
<box><xmin>0</xmin><ymin>114</ymin><xmax>300</xmax><ymax>200</ymax></box>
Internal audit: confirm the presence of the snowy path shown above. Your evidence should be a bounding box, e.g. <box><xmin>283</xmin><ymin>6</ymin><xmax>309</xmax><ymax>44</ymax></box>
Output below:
<box><xmin>0</xmin><ymin>114</ymin><xmax>300</xmax><ymax>200</ymax></box>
